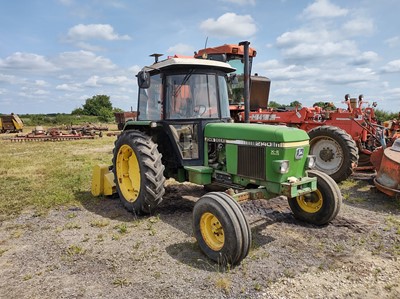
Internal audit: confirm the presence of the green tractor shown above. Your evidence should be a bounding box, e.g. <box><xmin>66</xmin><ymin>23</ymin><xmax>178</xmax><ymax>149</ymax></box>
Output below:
<box><xmin>92</xmin><ymin>54</ymin><xmax>341</xmax><ymax>265</ymax></box>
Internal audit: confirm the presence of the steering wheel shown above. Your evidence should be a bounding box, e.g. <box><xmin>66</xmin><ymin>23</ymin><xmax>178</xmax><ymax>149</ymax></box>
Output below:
<box><xmin>194</xmin><ymin>105</ymin><xmax>207</xmax><ymax>117</ymax></box>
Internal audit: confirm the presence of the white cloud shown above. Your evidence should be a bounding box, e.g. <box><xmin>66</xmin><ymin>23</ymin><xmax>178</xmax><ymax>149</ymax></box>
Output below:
<box><xmin>276</xmin><ymin>29</ymin><xmax>333</xmax><ymax>47</ymax></box>
<box><xmin>35</xmin><ymin>80</ymin><xmax>49</xmax><ymax>87</ymax></box>
<box><xmin>381</xmin><ymin>59</ymin><xmax>400</xmax><ymax>73</ymax></box>
<box><xmin>56</xmin><ymin>83</ymin><xmax>82</xmax><ymax>91</ymax></box>
<box><xmin>342</xmin><ymin>18</ymin><xmax>374</xmax><ymax>36</ymax></box>
<box><xmin>303</xmin><ymin>0</ymin><xmax>348</xmax><ymax>19</ymax></box>
<box><xmin>56</xmin><ymin>50</ymin><xmax>116</xmax><ymax>70</ymax></box>
<box><xmin>0</xmin><ymin>73</ymin><xmax>20</xmax><ymax>84</ymax></box>
<box><xmin>200</xmin><ymin>13</ymin><xmax>257</xmax><ymax>38</ymax></box>
<box><xmin>84</xmin><ymin>76</ymin><xmax>100</xmax><ymax>87</ymax></box>
<box><xmin>384</xmin><ymin>36</ymin><xmax>400</xmax><ymax>48</ymax></box>
<box><xmin>66</xmin><ymin>24</ymin><xmax>131</xmax><ymax>41</ymax></box>
<box><xmin>0</xmin><ymin>52</ymin><xmax>58</xmax><ymax>71</ymax></box>
<box><xmin>167</xmin><ymin>43</ymin><xmax>195</xmax><ymax>56</ymax></box>
<box><xmin>321</xmin><ymin>67</ymin><xmax>376</xmax><ymax>84</ymax></box>
<box><xmin>128</xmin><ymin>65</ymin><xmax>141</xmax><ymax>74</ymax></box>
<box><xmin>350</xmin><ymin>51</ymin><xmax>379</xmax><ymax>66</ymax></box>
<box><xmin>281</xmin><ymin>40</ymin><xmax>358</xmax><ymax>61</ymax></box>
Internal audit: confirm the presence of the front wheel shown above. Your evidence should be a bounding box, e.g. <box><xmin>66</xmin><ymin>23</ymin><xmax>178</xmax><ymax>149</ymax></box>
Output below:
<box><xmin>288</xmin><ymin>170</ymin><xmax>342</xmax><ymax>225</ymax></box>
<box><xmin>193</xmin><ymin>192</ymin><xmax>251</xmax><ymax>266</ymax></box>
<box><xmin>112</xmin><ymin>130</ymin><xmax>166</xmax><ymax>215</ymax></box>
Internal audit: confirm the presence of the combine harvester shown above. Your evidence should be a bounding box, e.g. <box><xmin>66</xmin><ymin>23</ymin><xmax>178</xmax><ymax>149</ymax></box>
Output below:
<box><xmin>196</xmin><ymin>42</ymin><xmax>399</xmax><ymax>183</ymax></box>
<box><xmin>92</xmin><ymin>43</ymin><xmax>342</xmax><ymax>265</ymax></box>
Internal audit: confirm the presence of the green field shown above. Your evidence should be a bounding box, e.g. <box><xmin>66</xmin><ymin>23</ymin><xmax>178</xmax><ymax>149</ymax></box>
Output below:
<box><xmin>0</xmin><ymin>134</ymin><xmax>117</xmax><ymax>218</ymax></box>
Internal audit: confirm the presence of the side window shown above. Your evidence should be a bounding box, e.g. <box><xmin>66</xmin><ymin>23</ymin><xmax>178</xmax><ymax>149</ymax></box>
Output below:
<box><xmin>138</xmin><ymin>74</ymin><xmax>162</xmax><ymax>120</ymax></box>
<box><xmin>218</xmin><ymin>75</ymin><xmax>230</xmax><ymax>118</ymax></box>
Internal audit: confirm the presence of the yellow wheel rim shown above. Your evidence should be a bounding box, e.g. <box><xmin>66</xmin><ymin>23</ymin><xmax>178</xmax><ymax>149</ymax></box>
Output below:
<box><xmin>296</xmin><ymin>190</ymin><xmax>323</xmax><ymax>213</ymax></box>
<box><xmin>116</xmin><ymin>144</ymin><xmax>141</xmax><ymax>202</ymax></box>
<box><xmin>200</xmin><ymin>212</ymin><xmax>224</xmax><ymax>251</ymax></box>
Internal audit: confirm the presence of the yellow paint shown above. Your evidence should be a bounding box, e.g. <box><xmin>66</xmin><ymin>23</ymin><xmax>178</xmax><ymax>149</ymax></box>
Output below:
<box><xmin>200</xmin><ymin>212</ymin><xmax>224</xmax><ymax>251</ymax></box>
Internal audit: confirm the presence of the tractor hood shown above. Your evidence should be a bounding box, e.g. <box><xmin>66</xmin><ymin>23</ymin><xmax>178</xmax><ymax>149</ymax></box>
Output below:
<box><xmin>204</xmin><ymin>123</ymin><xmax>309</xmax><ymax>143</ymax></box>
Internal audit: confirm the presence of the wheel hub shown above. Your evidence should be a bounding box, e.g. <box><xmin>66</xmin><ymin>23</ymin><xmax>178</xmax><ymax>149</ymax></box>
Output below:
<box><xmin>200</xmin><ymin>212</ymin><xmax>224</xmax><ymax>251</ymax></box>
<box><xmin>319</xmin><ymin>147</ymin><xmax>334</xmax><ymax>162</ymax></box>
<box><xmin>296</xmin><ymin>190</ymin><xmax>323</xmax><ymax>214</ymax></box>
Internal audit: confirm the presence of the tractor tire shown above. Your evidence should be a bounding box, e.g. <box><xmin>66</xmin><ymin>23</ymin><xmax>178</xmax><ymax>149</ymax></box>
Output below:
<box><xmin>288</xmin><ymin>170</ymin><xmax>342</xmax><ymax>225</ymax></box>
<box><xmin>193</xmin><ymin>192</ymin><xmax>251</xmax><ymax>266</ymax></box>
<box><xmin>113</xmin><ymin>130</ymin><xmax>165</xmax><ymax>215</ymax></box>
<box><xmin>308</xmin><ymin>126</ymin><xmax>358</xmax><ymax>183</ymax></box>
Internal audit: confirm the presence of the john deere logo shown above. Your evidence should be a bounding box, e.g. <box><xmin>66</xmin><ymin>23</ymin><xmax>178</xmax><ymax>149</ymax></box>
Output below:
<box><xmin>295</xmin><ymin>148</ymin><xmax>304</xmax><ymax>160</ymax></box>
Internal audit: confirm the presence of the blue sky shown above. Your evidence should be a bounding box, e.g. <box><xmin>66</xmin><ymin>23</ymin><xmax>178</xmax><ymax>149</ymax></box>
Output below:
<box><xmin>1</xmin><ymin>0</ymin><xmax>400</xmax><ymax>114</ymax></box>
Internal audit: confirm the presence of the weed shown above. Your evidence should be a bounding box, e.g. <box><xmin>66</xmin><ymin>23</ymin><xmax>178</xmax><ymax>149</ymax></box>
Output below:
<box><xmin>254</xmin><ymin>282</ymin><xmax>262</xmax><ymax>291</ymax></box>
<box><xmin>114</xmin><ymin>223</ymin><xmax>128</xmax><ymax>235</ymax></box>
<box><xmin>283</xmin><ymin>268</ymin><xmax>295</xmax><ymax>278</ymax></box>
<box><xmin>153</xmin><ymin>272</ymin><xmax>162</xmax><ymax>279</ymax></box>
<box><xmin>66</xmin><ymin>245</ymin><xmax>85</xmax><ymax>256</ymax></box>
<box><xmin>67</xmin><ymin>212</ymin><xmax>77</xmax><ymax>219</ymax></box>
<box><xmin>0</xmin><ymin>248</ymin><xmax>8</xmax><ymax>257</ymax></box>
<box><xmin>215</xmin><ymin>275</ymin><xmax>231</xmax><ymax>294</ymax></box>
<box><xmin>111</xmin><ymin>234</ymin><xmax>120</xmax><ymax>241</ymax></box>
<box><xmin>333</xmin><ymin>242</ymin><xmax>345</xmax><ymax>253</ymax></box>
<box><xmin>11</xmin><ymin>229</ymin><xmax>24</xmax><ymax>238</ymax></box>
<box><xmin>113</xmin><ymin>278</ymin><xmax>131</xmax><ymax>288</ymax></box>
<box><xmin>23</xmin><ymin>274</ymin><xmax>33</xmax><ymax>281</ymax></box>
<box><xmin>96</xmin><ymin>234</ymin><xmax>104</xmax><ymax>242</ymax></box>
<box><xmin>90</xmin><ymin>219</ymin><xmax>110</xmax><ymax>228</ymax></box>
<box><xmin>342</xmin><ymin>192</ymin><xmax>351</xmax><ymax>200</ymax></box>
<box><xmin>65</xmin><ymin>223</ymin><xmax>81</xmax><ymax>230</ymax></box>
<box><xmin>384</xmin><ymin>283</ymin><xmax>398</xmax><ymax>292</ymax></box>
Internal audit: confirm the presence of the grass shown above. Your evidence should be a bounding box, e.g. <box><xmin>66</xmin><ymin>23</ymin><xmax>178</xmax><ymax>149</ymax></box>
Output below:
<box><xmin>0</xmin><ymin>135</ymin><xmax>116</xmax><ymax>218</ymax></box>
<box><xmin>66</xmin><ymin>244</ymin><xmax>85</xmax><ymax>256</ymax></box>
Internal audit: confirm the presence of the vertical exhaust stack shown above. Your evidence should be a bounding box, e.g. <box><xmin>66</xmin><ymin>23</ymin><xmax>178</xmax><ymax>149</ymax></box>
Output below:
<box><xmin>239</xmin><ymin>41</ymin><xmax>251</xmax><ymax>123</ymax></box>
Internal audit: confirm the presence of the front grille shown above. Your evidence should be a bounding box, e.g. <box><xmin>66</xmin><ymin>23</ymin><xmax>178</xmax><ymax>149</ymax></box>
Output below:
<box><xmin>237</xmin><ymin>145</ymin><xmax>266</xmax><ymax>180</ymax></box>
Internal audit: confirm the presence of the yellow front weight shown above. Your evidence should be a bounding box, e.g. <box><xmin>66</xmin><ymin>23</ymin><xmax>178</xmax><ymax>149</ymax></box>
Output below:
<box><xmin>200</xmin><ymin>212</ymin><xmax>225</xmax><ymax>251</ymax></box>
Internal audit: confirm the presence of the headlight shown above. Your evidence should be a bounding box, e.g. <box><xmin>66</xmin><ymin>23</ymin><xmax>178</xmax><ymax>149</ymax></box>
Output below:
<box><xmin>273</xmin><ymin>160</ymin><xmax>289</xmax><ymax>174</ymax></box>
<box><xmin>306</xmin><ymin>155</ymin><xmax>316</xmax><ymax>169</ymax></box>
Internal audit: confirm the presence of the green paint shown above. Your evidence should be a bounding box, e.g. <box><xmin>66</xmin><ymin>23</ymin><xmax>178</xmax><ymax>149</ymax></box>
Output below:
<box><xmin>204</xmin><ymin>123</ymin><xmax>309</xmax><ymax>142</ymax></box>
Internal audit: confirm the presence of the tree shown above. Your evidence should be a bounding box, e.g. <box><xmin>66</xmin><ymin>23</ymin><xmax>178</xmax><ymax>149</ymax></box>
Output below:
<box><xmin>82</xmin><ymin>95</ymin><xmax>113</xmax><ymax>116</ymax></box>
<box><xmin>313</xmin><ymin>101</ymin><xmax>337</xmax><ymax>111</ymax></box>
<box><xmin>289</xmin><ymin>100</ymin><xmax>302</xmax><ymax>108</ymax></box>
<box><xmin>268</xmin><ymin>101</ymin><xmax>282</xmax><ymax>108</ymax></box>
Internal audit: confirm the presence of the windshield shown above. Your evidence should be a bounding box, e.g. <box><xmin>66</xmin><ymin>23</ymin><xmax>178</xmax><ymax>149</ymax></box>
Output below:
<box><xmin>166</xmin><ymin>73</ymin><xmax>220</xmax><ymax>120</ymax></box>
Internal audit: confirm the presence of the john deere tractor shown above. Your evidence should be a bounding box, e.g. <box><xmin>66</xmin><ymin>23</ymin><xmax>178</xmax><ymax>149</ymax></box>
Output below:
<box><xmin>92</xmin><ymin>54</ymin><xmax>341</xmax><ymax>265</ymax></box>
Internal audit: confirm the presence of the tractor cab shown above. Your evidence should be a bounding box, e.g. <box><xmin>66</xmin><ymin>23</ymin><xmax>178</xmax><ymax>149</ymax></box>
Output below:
<box><xmin>127</xmin><ymin>56</ymin><xmax>236</xmax><ymax>179</ymax></box>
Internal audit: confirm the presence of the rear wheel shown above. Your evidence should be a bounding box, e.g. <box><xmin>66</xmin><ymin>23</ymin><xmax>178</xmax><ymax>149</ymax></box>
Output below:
<box><xmin>193</xmin><ymin>192</ymin><xmax>251</xmax><ymax>265</ymax></box>
<box><xmin>308</xmin><ymin>126</ymin><xmax>358</xmax><ymax>183</ymax></box>
<box><xmin>113</xmin><ymin>130</ymin><xmax>165</xmax><ymax>215</ymax></box>
<box><xmin>288</xmin><ymin>170</ymin><xmax>342</xmax><ymax>225</ymax></box>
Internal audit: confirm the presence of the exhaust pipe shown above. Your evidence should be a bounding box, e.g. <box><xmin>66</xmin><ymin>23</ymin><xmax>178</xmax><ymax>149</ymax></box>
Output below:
<box><xmin>239</xmin><ymin>41</ymin><xmax>250</xmax><ymax>123</ymax></box>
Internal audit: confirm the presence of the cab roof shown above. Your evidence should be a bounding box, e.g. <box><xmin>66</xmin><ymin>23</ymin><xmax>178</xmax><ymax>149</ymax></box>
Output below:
<box><xmin>143</xmin><ymin>57</ymin><xmax>236</xmax><ymax>73</ymax></box>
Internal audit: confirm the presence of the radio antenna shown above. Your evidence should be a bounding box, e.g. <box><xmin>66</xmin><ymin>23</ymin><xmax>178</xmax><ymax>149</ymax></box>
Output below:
<box><xmin>204</xmin><ymin>36</ymin><xmax>208</xmax><ymax>49</ymax></box>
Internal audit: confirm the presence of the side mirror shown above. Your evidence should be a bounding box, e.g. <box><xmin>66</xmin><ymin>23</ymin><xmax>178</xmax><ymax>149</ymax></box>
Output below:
<box><xmin>137</xmin><ymin>70</ymin><xmax>150</xmax><ymax>89</ymax></box>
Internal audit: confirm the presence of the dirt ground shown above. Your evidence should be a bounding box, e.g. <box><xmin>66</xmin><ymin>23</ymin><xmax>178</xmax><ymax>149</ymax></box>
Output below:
<box><xmin>0</xmin><ymin>175</ymin><xmax>399</xmax><ymax>299</ymax></box>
